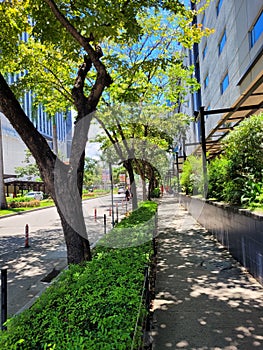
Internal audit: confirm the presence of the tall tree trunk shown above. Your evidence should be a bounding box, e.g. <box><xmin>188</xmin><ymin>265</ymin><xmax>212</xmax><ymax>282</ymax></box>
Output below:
<box><xmin>148</xmin><ymin>167</ymin><xmax>155</xmax><ymax>200</ymax></box>
<box><xmin>0</xmin><ymin>118</ymin><xmax>7</xmax><ymax>209</ymax></box>
<box><xmin>52</xmin><ymin>117</ymin><xmax>58</xmax><ymax>155</ymax></box>
<box><xmin>0</xmin><ymin>73</ymin><xmax>93</xmax><ymax>264</ymax></box>
<box><xmin>53</xmin><ymin>159</ymin><xmax>92</xmax><ymax>263</ymax></box>
<box><xmin>57</xmin><ymin>201</ymin><xmax>91</xmax><ymax>264</ymax></box>
<box><xmin>142</xmin><ymin>177</ymin><xmax>147</xmax><ymax>201</ymax></box>
<box><xmin>124</xmin><ymin>159</ymin><xmax>138</xmax><ymax>210</ymax></box>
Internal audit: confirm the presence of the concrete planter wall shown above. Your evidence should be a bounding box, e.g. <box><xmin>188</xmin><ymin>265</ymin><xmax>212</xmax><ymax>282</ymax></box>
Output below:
<box><xmin>180</xmin><ymin>195</ymin><xmax>263</xmax><ymax>285</ymax></box>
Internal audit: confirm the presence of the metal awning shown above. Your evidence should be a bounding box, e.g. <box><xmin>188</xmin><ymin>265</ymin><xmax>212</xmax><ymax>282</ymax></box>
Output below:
<box><xmin>192</xmin><ymin>70</ymin><xmax>263</xmax><ymax>159</ymax></box>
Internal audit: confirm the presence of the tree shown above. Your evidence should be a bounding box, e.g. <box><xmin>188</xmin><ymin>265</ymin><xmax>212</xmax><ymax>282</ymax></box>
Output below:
<box><xmin>92</xmin><ymin>9</ymin><xmax>204</xmax><ymax>205</ymax></box>
<box><xmin>83</xmin><ymin>157</ymin><xmax>100</xmax><ymax>188</ymax></box>
<box><xmin>0</xmin><ymin>0</ymin><xmax>212</xmax><ymax>263</ymax></box>
<box><xmin>15</xmin><ymin>149</ymin><xmax>41</xmax><ymax>179</ymax></box>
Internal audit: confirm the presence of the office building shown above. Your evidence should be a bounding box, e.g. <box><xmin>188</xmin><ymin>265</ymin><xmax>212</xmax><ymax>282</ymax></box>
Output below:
<box><xmin>181</xmin><ymin>0</ymin><xmax>263</xmax><ymax>159</ymax></box>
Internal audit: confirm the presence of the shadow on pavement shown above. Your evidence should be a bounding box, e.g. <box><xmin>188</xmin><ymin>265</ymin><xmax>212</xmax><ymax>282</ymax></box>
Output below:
<box><xmin>151</xmin><ymin>196</ymin><xmax>263</xmax><ymax>350</ymax></box>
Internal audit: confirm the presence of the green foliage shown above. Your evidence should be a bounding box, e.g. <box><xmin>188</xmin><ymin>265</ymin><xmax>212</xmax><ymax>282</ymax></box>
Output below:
<box><xmin>6</xmin><ymin>197</ymin><xmax>40</xmax><ymax>208</ymax></box>
<box><xmin>240</xmin><ymin>176</ymin><xmax>263</xmax><ymax>207</ymax></box>
<box><xmin>15</xmin><ymin>150</ymin><xmax>41</xmax><ymax>179</ymax></box>
<box><xmin>205</xmin><ymin>113</ymin><xmax>263</xmax><ymax>206</ymax></box>
<box><xmin>207</xmin><ymin>155</ymin><xmax>229</xmax><ymax>201</ymax></box>
<box><xmin>0</xmin><ymin>0</ymin><xmax>210</xmax><ymax>117</ymax></box>
<box><xmin>180</xmin><ymin>155</ymin><xmax>203</xmax><ymax>195</ymax></box>
<box><xmin>83</xmin><ymin>157</ymin><xmax>100</xmax><ymax>188</ymax></box>
<box><xmin>150</xmin><ymin>187</ymin><xmax>161</xmax><ymax>198</ymax></box>
<box><xmin>221</xmin><ymin>113</ymin><xmax>263</xmax><ymax>205</ymax></box>
<box><xmin>223</xmin><ymin>114</ymin><xmax>263</xmax><ymax>182</ymax></box>
<box><xmin>0</xmin><ymin>201</ymin><xmax>157</xmax><ymax>350</ymax></box>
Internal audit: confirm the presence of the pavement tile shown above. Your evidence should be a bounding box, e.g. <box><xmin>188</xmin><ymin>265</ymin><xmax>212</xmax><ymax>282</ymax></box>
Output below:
<box><xmin>151</xmin><ymin>195</ymin><xmax>263</xmax><ymax>350</ymax></box>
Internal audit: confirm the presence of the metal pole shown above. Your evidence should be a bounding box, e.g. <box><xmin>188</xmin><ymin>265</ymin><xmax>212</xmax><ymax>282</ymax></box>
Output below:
<box><xmin>1</xmin><ymin>269</ymin><xmax>7</xmax><ymax>330</ymax></box>
<box><xmin>104</xmin><ymin>214</ymin><xmax>107</xmax><ymax>234</ymax></box>
<box><xmin>199</xmin><ymin>106</ymin><xmax>208</xmax><ymax>197</ymax></box>
<box><xmin>109</xmin><ymin>162</ymin><xmax>115</xmax><ymax>227</ymax></box>
<box><xmin>176</xmin><ymin>152</ymin><xmax>180</xmax><ymax>193</ymax></box>
<box><xmin>116</xmin><ymin>203</ymin><xmax>118</xmax><ymax>224</ymax></box>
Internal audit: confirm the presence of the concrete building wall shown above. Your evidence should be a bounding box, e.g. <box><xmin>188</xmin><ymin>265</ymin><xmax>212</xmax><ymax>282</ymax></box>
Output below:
<box><xmin>1</xmin><ymin>110</ymin><xmax>72</xmax><ymax>176</ymax></box>
<box><xmin>183</xmin><ymin>0</ymin><xmax>263</xmax><ymax>146</ymax></box>
<box><xmin>1</xmin><ymin>113</ymin><xmax>26</xmax><ymax>174</ymax></box>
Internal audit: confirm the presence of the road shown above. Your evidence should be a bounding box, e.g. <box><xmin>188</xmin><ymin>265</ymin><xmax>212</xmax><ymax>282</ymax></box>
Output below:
<box><xmin>0</xmin><ymin>194</ymin><xmax>132</xmax><ymax>317</ymax></box>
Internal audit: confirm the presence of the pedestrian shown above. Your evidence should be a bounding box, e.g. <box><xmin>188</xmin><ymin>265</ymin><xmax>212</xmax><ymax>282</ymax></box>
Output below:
<box><xmin>125</xmin><ymin>188</ymin><xmax>130</xmax><ymax>201</ymax></box>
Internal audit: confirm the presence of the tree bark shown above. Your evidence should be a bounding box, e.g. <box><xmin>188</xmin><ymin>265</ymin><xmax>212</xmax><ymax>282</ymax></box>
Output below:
<box><xmin>52</xmin><ymin>118</ymin><xmax>58</xmax><ymax>155</ymax></box>
<box><xmin>0</xmin><ymin>73</ymin><xmax>93</xmax><ymax>263</ymax></box>
<box><xmin>0</xmin><ymin>118</ymin><xmax>7</xmax><ymax>209</ymax></box>
<box><xmin>124</xmin><ymin>159</ymin><xmax>138</xmax><ymax>210</ymax></box>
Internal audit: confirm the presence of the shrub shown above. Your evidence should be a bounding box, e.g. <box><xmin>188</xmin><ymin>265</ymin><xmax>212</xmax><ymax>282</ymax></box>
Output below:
<box><xmin>180</xmin><ymin>155</ymin><xmax>203</xmax><ymax>195</ymax></box>
<box><xmin>0</xmin><ymin>201</ymin><xmax>157</xmax><ymax>350</ymax></box>
<box><xmin>208</xmin><ymin>155</ymin><xmax>229</xmax><ymax>200</ymax></box>
<box><xmin>7</xmin><ymin>197</ymin><xmax>40</xmax><ymax>208</ymax></box>
<box><xmin>150</xmin><ymin>187</ymin><xmax>160</xmax><ymax>198</ymax></box>
<box><xmin>222</xmin><ymin>113</ymin><xmax>263</xmax><ymax>205</ymax></box>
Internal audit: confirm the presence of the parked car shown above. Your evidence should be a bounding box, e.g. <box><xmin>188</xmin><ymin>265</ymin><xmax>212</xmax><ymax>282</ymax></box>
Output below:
<box><xmin>25</xmin><ymin>191</ymin><xmax>44</xmax><ymax>200</ymax></box>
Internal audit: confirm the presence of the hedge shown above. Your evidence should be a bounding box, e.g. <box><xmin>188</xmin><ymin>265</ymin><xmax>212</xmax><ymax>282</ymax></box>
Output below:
<box><xmin>0</xmin><ymin>201</ymin><xmax>157</xmax><ymax>350</ymax></box>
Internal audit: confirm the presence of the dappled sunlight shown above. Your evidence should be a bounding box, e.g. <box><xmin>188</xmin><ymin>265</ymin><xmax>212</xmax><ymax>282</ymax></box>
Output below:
<box><xmin>152</xmin><ymin>196</ymin><xmax>263</xmax><ymax>350</ymax></box>
<box><xmin>0</xmin><ymin>228</ymin><xmax>67</xmax><ymax>316</ymax></box>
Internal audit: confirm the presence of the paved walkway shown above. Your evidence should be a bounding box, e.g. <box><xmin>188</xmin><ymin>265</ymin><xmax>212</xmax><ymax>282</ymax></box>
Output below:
<box><xmin>151</xmin><ymin>195</ymin><xmax>263</xmax><ymax>350</ymax></box>
<box><xmin>1</xmin><ymin>195</ymin><xmax>263</xmax><ymax>349</ymax></box>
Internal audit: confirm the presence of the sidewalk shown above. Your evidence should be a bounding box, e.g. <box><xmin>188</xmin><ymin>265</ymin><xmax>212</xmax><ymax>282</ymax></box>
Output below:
<box><xmin>0</xmin><ymin>229</ymin><xmax>67</xmax><ymax>317</ymax></box>
<box><xmin>151</xmin><ymin>195</ymin><xmax>263</xmax><ymax>350</ymax></box>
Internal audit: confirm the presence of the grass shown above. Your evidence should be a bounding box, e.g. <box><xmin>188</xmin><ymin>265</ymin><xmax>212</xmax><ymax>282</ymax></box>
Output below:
<box><xmin>0</xmin><ymin>191</ymin><xmax>110</xmax><ymax>217</ymax></box>
<box><xmin>0</xmin><ymin>200</ymin><xmax>55</xmax><ymax>216</ymax></box>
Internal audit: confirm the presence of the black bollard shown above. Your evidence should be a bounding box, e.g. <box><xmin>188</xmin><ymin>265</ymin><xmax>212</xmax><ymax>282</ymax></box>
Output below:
<box><xmin>104</xmin><ymin>214</ymin><xmax>107</xmax><ymax>234</ymax></box>
<box><xmin>25</xmin><ymin>224</ymin><xmax>30</xmax><ymax>248</ymax></box>
<box><xmin>1</xmin><ymin>269</ymin><xmax>7</xmax><ymax>330</ymax></box>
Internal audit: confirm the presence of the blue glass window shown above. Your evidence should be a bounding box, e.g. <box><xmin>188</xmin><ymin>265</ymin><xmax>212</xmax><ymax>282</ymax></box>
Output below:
<box><xmin>221</xmin><ymin>73</ymin><xmax>229</xmax><ymax>94</ymax></box>
<box><xmin>219</xmin><ymin>30</ymin><xmax>226</xmax><ymax>55</ymax></box>
<box><xmin>250</xmin><ymin>11</ymin><xmax>263</xmax><ymax>48</ymax></box>
<box><xmin>216</xmin><ymin>0</ymin><xmax>223</xmax><ymax>16</ymax></box>
<box><xmin>203</xmin><ymin>43</ymin><xmax>207</xmax><ymax>59</ymax></box>
<box><xmin>204</xmin><ymin>74</ymin><xmax>209</xmax><ymax>88</ymax></box>
<box><xmin>202</xmin><ymin>13</ymin><xmax>206</xmax><ymax>26</ymax></box>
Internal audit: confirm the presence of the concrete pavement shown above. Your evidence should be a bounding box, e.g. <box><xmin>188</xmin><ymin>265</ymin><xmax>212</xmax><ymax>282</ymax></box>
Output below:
<box><xmin>1</xmin><ymin>194</ymin><xmax>263</xmax><ymax>350</ymax></box>
<box><xmin>151</xmin><ymin>195</ymin><xmax>263</xmax><ymax>350</ymax></box>
<box><xmin>0</xmin><ymin>228</ymin><xmax>67</xmax><ymax>317</ymax></box>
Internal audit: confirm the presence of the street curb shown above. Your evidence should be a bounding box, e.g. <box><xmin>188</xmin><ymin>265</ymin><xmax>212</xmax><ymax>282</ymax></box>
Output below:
<box><xmin>14</xmin><ymin>239</ymin><xmax>100</xmax><ymax>316</ymax></box>
<box><xmin>0</xmin><ymin>194</ymin><xmax>111</xmax><ymax>220</ymax></box>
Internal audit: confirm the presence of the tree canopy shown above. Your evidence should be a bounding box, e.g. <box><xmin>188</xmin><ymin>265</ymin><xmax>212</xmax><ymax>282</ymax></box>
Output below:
<box><xmin>0</xmin><ymin>0</ymin><xmax>212</xmax><ymax>263</ymax></box>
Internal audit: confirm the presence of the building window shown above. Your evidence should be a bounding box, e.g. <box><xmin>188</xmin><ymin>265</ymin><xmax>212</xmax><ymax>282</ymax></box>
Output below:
<box><xmin>216</xmin><ymin>0</ymin><xmax>223</xmax><ymax>16</ymax></box>
<box><xmin>202</xmin><ymin>43</ymin><xmax>207</xmax><ymax>59</ymax></box>
<box><xmin>218</xmin><ymin>30</ymin><xmax>226</xmax><ymax>55</ymax></box>
<box><xmin>201</xmin><ymin>13</ymin><xmax>206</xmax><ymax>26</ymax></box>
<box><xmin>204</xmin><ymin>74</ymin><xmax>209</xmax><ymax>89</ymax></box>
<box><xmin>250</xmin><ymin>11</ymin><xmax>263</xmax><ymax>48</ymax></box>
<box><xmin>220</xmin><ymin>73</ymin><xmax>229</xmax><ymax>94</ymax></box>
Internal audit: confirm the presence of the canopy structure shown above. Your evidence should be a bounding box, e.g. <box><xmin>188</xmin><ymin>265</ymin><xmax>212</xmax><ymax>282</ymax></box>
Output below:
<box><xmin>4</xmin><ymin>176</ymin><xmax>45</xmax><ymax>197</ymax></box>
<box><xmin>194</xmin><ymin>71</ymin><xmax>263</xmax><ymax>160</ymax></box>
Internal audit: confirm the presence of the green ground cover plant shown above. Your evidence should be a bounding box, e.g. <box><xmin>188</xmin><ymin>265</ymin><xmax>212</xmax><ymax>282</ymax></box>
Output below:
<box><xmin>0</xmin><ymin>201</ymin><xmax>157</xmax><ymax>350</ymax></box>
